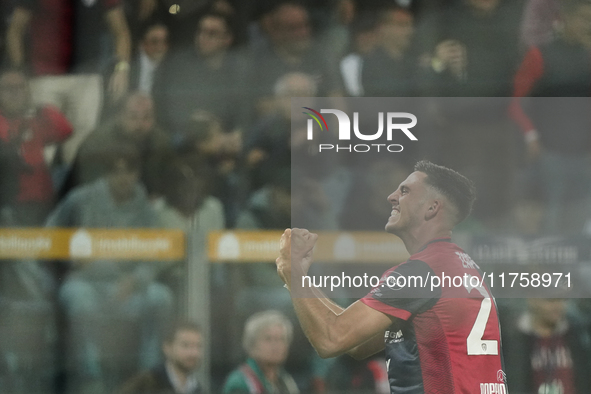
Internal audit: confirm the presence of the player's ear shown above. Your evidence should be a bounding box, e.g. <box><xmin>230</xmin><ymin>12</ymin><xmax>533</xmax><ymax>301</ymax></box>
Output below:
<box><xmin>424</xmin><ymin>199</ymin><xmax>441</xmax><ymax>220</ymax></box>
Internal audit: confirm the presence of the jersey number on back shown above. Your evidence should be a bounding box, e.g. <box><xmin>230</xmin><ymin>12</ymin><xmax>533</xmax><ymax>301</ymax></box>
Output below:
<box><xmin>464</xmin><ymin>278</ymin><xmax>498</xmax><ymax>356</ymax></box>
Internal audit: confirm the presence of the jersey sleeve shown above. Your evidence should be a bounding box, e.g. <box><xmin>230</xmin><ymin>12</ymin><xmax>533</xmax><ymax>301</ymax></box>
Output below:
<box><xmin>361</xmin><ymin>259</ymin><xmax>440</xmax><ymax>321</ymax></box>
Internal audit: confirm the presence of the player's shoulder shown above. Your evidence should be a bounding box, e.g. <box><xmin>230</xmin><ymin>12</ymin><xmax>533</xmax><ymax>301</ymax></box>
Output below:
<box><xmin>412</xmin><ymin>238</ymin><xmax>462</xmax><ymax>259</ymax></box>
<box><xmin>411</xmin><ymin>238</ymin><xmax>479</xmax><ymax>271</ymax></box>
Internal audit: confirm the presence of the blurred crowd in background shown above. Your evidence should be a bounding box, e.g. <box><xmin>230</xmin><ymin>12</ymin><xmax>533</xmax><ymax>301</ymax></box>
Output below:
<box><xmin>2</xmin><ymin>0</ymin><xmax>591</xmax><ymax>393</ymax></box>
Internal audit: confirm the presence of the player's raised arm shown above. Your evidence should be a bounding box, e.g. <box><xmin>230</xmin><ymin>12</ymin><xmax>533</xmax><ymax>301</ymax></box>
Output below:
<box><xmin>276</xmin><ymin>228</ymin><xmax>391</xmax><ymax>359</ymax></box>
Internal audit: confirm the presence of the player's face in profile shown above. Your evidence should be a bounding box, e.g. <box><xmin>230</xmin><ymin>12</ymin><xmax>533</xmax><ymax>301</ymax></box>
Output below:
<box><xmin>385</xmin><ymin>171</ymin><xmax>430</xmax><ymax>235</ymax></box>
<box><xmin>164</xmin><ymin>329</ymin><xmax>203</xmax><ymax>373</ymax></box>
<box><xmin>249</xmin><ymin>324</ymin><xmax>290</xmax><ymax>367</ymax></box>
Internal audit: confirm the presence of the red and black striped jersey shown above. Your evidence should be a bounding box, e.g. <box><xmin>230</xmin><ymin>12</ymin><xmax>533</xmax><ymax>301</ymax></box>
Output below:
<box><xmin>361</xmin><ymin>238</ymin><xmax>506</xmax><ymax>394</ymax></box>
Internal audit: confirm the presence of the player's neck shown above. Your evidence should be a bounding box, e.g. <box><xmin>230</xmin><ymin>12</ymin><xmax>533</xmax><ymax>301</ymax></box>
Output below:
<box><xmin>399</xmin><ymin>225</ymin><xmax>452</xmax><ymax>255</ymax></box>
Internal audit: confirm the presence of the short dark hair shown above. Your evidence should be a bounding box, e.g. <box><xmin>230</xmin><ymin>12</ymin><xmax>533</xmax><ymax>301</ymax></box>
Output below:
<box><xmin>139</xmin><ymin>21</ymin><xmax>168</xmax><ymax>41</ymax></box>
<box><xmin>196</xmin><ymin>11</ymin><xmax>235</xmax><ymax>37</ymax></box>
<box><xmin>164</xmin><ymin>320</ymin><xmax>202</xmax><ymax>345</ymax></box>
<box><xmin>414</xmin><ymin>160</ymin><xmax>476</xmax><ymax>225</ymax></box>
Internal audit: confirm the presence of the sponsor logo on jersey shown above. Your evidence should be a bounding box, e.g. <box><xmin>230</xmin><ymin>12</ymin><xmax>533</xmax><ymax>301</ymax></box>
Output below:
<box><xmin>384</xmin><ymin>329</ymin><xmax>404</xmax><ymax>344</ymax></box>
<box><xmin>480</xmin><ymin>382</ymin><xmax>507</xmax><ymax>394</ymax></box>
<box><xmin>455</xmin><ymin>251</ymin><xmax>480</xmax><ymax>270</ymax></box>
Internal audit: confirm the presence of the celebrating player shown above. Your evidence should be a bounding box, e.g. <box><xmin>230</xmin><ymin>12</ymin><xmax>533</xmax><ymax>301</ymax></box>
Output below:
<box><xmin>276</xmin><ymin>160</ymin><xmax>506</xmax><ymax>394</ymax></box>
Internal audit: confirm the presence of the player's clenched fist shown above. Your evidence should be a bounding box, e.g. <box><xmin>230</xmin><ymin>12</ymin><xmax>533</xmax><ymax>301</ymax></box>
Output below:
<box><xmin>276</xmin><ymin>229</ymin><xmax>292</xmax><ymax>288</ymax></box>
<box><xmin>290</xmin><ymin>228</ymin><xmax>318</xmax><ymax>261</ymax></box>
<box><xmin>279</xmin><ymin>228</ymin><xmax>292</xmax><ymax>261</ymax></box>
<box><xmin>276</xmin><ymin>228</ymin><xmax>318</xmax><ymax>290</ymax></box>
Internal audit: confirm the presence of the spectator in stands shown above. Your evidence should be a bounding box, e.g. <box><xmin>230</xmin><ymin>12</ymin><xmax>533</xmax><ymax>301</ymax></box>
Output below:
<box><xmin>411</xmin><ymin>0</ymin><xmax>524</xmax><ymax>228</ymax></box>
<box><xmin>119</xmin><ymin>321</ymin><xmax>204</xmax><ymax>394</ymax></box>
<box><xmin>503</xmin><ymin>298</ymin><xmax>591</xmax><ymax>393</ymax></box>
<box><xmin>293</xmin><ymin>173</ymin><xmax>343</xmax><ymax>231</ymax></box>
<box><xmin>6</xmin><ymin>0</ymin><xmax>132</xmax><ymax>165</ymax></box>
<box><xmin>245</xmin><ymin>73</ymin><xmax>348</xmax><ymax>225</ymax></box>
<box><xmin>237</xmin><ymin>166</ymin><xmax>339</xmax><ymax>231</ymax></box>
<box><xmin>161</xmin><ymin>0</ymin><xmax>242</xmax><ymax>50</ymax></box>
<box><xmin>153</xmin><ymin>11</ymin><xmax>245</xmax><ymax>136</ymax></box>
<box><xmin>223</xmin><ymin>310</ymin><xmax>299</xmax><ymax>394</ymax></box>
<box><xmin>0</xmin><ymin>68</ymin><xmax>72</xmax><ymax>225</ymax></box>
<box><xmin>510</xmin><ymin>0</ymin><xmax>591</xmax><ymax>234</ymax></box>
<box><xmin>317</xmin><ymin>0</ymin><xmax>356</xmax><ymax>73</ymax></box>
<box><xmin>325</xmin><ymin>355</ymin><xmax>389</xmax><ymax>394</ymax></box>
<box><xmin>418</xmin><ymin>0</ymin><xmax>523</xmax><ymax>96</ymax></box>
<box><xmin>354</xmin><ymin>0</ymin><xmax>454</xmax><ymax>21</ymax></box>
<box><xmin>248</xmin><ymin>2</ymin><xmax>343</xmax><ymax>117</ymax></box>
<box><xmin>232</xmin><ymin>169</ymin><xmax>293</xmax><ymax>335</ymax></box>
<box><xmin>0</xmin><ymin>255</ymin><xmax>58</xmax><ymax>394</ymax></box>
<box><xmin>236</xmin><ymin>169</ymin><xmax>291</xmax><ymax>231</ymax></box>
<box><xmin>48</xmin><ymin>143</ymin><xmax>157</xmax><ymax>227</ymax></box>
<box><xmin>155</xmin><ymin>156</ymin><xmax>227</xmax><ymax>345</ymax></box>
<box><xmin>245</xmin><ymin>72</ymin><xmax>316</xmax><ymax>191</ymax></box>
<box><xmin>156</xmin><ymin>157</ymin><xmax>225</xmax><ymax>245</ymax></box>
<box><xmin>339</xmin><ymin>11</ymin><xmax>380</xmax><ymax>97</ymax></box>
<box><xmin>101</xmin><ymin>21</ymin><xmax>170</xmax><ymax>119</ymax></box>
<box><xmin>178</xmin><ymin>110</ymin><xmax>245</xmax><ymax>228</ymax></box>
<box><xmin>520</xmin><ymin>0</ymin><xmax>563</xmax><ymax>48</ymax></box>
<box><xmin>65</xmin><ymin>92</ymin><xmax>171</xmax><ymax>199</ymax></box>
<box><xmin>47</xmin><ymin>144</ymin><xmax>173</xmax><ymax>394</ymax></box>
<box><xmin>123</xmin><ymin>0</ymin><xmax>168</xmax><ymax>46</ymax></box>
<box><xmin>242</xmin><ymin>77</ymin><xmax>344</xmax><ymax>231</ymax></box>
<box><xmin>0</xmin><ymin>265</ymin><xmax>57</xmax><ymax>394</ymax></box>
<box><xmin>128</xmin><ymin>22</ymin><xmax>170</xmax><ymax>95</ymax></box>
<box><xmin>361</xmin><ymin>6</ymin><xmax>419</xmax><ymax>97</ymax></box>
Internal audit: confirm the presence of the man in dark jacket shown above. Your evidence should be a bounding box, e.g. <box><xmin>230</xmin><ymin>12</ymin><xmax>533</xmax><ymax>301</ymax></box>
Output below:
<box><xmin>63</xmin><ymin>91</ymin><xmax>171</xmax><ymax>198</ymax></box>
<box><xmin>119</xmin><ymin>321</ymin><xmax>203</xmax><ymax>394</ymax></box>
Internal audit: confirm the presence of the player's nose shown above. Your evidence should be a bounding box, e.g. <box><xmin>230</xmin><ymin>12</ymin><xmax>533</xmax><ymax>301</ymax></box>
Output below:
<box><xmin>387</xmin><ymin>191</ymin><xmax>399</xmax><ymax>204</ymax></box>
